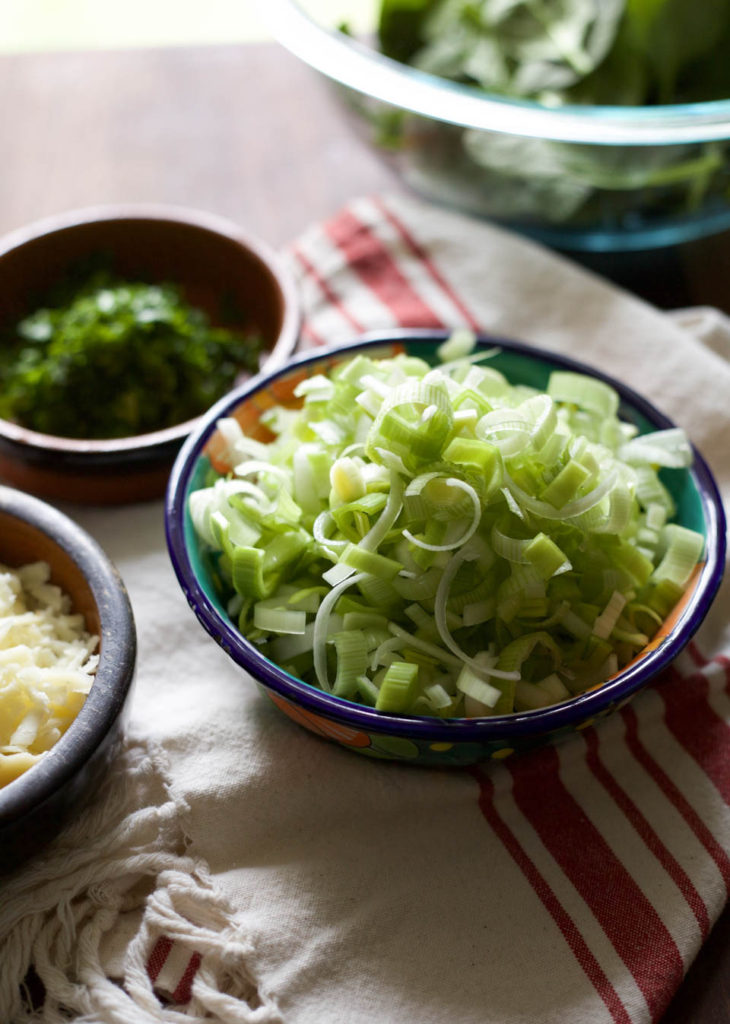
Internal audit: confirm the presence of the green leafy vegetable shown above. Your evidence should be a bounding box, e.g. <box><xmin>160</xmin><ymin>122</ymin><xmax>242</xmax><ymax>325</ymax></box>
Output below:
<box><xmin>620</xmin><ymin>0</ymin><xmax>730</xmax><ymax>103</ymax></box>
<box><xmin>410</xmin><ymin>0</ymin><xmax>624</xmax><ymax>97</ymax></box>
<box><xmin>379</xmin><ymin>0</ymin><xmax>730</xmax><ymax>104</ymax></box>
<box><xmin>378</xmin><ymin>0</ymin><xmax>441</xmax><ymax>63</ymax></box>
<box><xmin>189</xmin><ymin>336</ymin><xmax>704</xmax><ymax>719</ymax></box>
<box><xmin>0</xmin><ymin>271</ymin><xmax>264</xmax><ymax>439</ymax></box>
<box><xmin>365</xmin><ymin>0</ymin><xmax>730</xmax><ymax>230</ymax></box>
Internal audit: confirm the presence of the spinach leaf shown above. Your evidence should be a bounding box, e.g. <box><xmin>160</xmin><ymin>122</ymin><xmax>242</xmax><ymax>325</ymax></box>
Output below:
<box><xmin>407</xmin><ymin>0</ymin><xmax>624</xmax><ymax>97</ymax></box>
<box><xmin>378</xmin><ymin>0</ymin><xmax>441</xmax><ymax>63</ymax></box>
<box><xmin>377</xmin><ymin>0</ymin><xmax>730</xmax><ymax>104</ymax></box>
<box><xmin>622</xmin><ymin>0</ymin><xmax>730</xmax><ymax>102</ymax></box>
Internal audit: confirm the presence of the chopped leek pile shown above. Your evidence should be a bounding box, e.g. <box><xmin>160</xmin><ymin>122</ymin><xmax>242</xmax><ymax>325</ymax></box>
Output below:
<box><xmin>190</xmin><ymin>336</ymin><xmax>704</xmax><ymax>718</ymax></box>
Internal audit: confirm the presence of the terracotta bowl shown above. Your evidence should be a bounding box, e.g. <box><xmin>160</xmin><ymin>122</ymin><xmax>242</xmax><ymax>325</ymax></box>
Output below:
<box><xmin>165</xmin><ymin>330</ymin><xmax>726</xmax><ymax>767</ymax></box>
<box><xmin>0</xmin><ymin>205</ymin><xmax>300</xmax><ymax>504</ymax></box>
<box><xmin>0</xmin><ymin>484</ymin><xmax>136</xmax><ymax>872</ymax></box>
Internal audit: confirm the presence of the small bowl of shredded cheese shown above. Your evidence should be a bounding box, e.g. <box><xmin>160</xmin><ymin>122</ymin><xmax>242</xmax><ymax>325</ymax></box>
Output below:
<box><xmin>0</xmin><ymin>484</ymin><xmax>136</xmax><ymax>871</ymax></box>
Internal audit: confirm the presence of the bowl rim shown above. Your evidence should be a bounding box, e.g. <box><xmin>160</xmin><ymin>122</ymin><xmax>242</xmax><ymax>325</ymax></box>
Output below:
<box><xmin>0</xmin><ymin>202</ymin><xmax>301</xmax><ymax>459</ymax></box>
<box><xmin>265</xmin><ymin>0</ymin><xmax>730</xmax><ymax>146</ymax></box>
<box><xmin>165</xmin><ymin>328</ymin><xmax>727</xmax><ymax>743</ymax></box>
<box><xmin>0</xmin><ymin>484</ymin><xmax>137</xmax><ymax>823</ymax></box>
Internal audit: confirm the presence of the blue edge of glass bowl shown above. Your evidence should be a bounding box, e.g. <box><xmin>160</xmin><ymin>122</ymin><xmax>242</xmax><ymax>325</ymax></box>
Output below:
<box><xmin>165</xmin><ymin>328</ymin><xmax>727</xmax><ymax>746</ymax></box>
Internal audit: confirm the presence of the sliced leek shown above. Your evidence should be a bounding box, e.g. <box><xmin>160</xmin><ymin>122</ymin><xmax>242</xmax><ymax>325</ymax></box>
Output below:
<box><xmin>190</xmin><ymin>339</ymin><xmax>703</xmax><ymax>718</ymax></box>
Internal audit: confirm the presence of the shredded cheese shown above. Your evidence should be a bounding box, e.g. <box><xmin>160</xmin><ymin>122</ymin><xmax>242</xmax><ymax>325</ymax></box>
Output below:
<box><xmin>0</xmin><ymin>561</ymin><xmax>99</xmax><ymax>788</ymax></box>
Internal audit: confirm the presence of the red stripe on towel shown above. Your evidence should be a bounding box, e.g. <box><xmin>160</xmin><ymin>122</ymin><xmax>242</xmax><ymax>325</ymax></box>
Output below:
<box><xmin>171</xmin><ymin>951</ymin><xmax>203</xmax><ymax>1006</ymax></box>
<box><xmin>326</xmin><ymin>209</ymin><xmax>444</xmax><ymax>329</ymax></box>
<box><xmin>662</xmin><ymin>666</ymin><xmax>730</xmax><ymax>805</ymax></box>
<box><xmin>583</xmin><ymin>727</ymin><xmax>710</xmax><ymax>939</ymax></box>
<box><xmin>622</xmin><ymin>704</ymin><xmax>730</xmax><ymax>893</ymax></box>
<box><xmin>372</xmin><ymin>196</ymin><xmax>483</xmax><ymax>332</ymax></box>
<box><xmin>146</xmin><ymin>936</ymin><xmax>173</xmax><ymax>983</ymax></box>
<box><xmin>291</xmin><ymin>243</ymin><xmax>363</xmax><ymax>344</ymax></box>
<box><xmin>684</xmin><ymin>645</ymin><xmax>730</xmax><ymax>684</ymax></box>
<box><xmin>509</xmin><ymin>744</ymin><xmax>684</xmax><ymax>1021</ymax></box>
<box><xmin>683</xmin><ymin>645</ymin><xmax>730</xmax><ymax>702</ymax></box>
<box><xmin>469</xmin><ymin>766</ymin><xmax>633</xmax><ymax>1024</ymax></box>
<box><xmin>722</xmin><ymin>656</ymin><xmax>730</xmax><ymax>686</ymax></box>
<box><xmin>687</xmin><ymin>642</ymin><xmax>708</xmax><ymax>668</ymax></box>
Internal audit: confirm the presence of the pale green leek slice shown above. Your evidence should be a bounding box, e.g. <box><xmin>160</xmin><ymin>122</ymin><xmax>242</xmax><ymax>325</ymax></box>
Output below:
<box><xmin>547</xmin><ymin>371</ymin><xmax>619</xmax><ymax>419</ymax></box>
<box><xmin>653</xmin><ymin>524</ymin><xmax>705</xmax><ymax>587</ymax></box>
<box><xmin>253</xmin><ymin>605</ymin><xmax>307</xmax><ymax>635</ymax></box>
<box><xmin>375</xmin><ymin>661</ymin><xmax>420</xmax><ymax>712</ymax></box>
<box><xmin>331</xmin><ymin>631</ymin><xmax>370</xmax><ymax>699</ymax></box>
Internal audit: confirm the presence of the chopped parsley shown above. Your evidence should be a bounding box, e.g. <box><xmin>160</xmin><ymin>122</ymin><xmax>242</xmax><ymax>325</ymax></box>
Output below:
<box><xmin>0</xmin><ymin>271</ymin><xmax>265</xmax><ymax>439</ymax></box>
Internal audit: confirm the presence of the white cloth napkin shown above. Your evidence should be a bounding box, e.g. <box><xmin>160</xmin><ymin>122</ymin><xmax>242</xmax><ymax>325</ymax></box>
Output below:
<box><xmin>1</xmin><ymin>193</ymin><xmax>729</xmax><ymax>1024</ymax></box>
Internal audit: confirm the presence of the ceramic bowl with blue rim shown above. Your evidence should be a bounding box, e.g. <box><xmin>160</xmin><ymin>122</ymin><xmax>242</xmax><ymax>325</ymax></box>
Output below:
<box><xmin>165</xmin><ymin>330</ymin><xmax>726</xmax><ymax>766</ymax></box>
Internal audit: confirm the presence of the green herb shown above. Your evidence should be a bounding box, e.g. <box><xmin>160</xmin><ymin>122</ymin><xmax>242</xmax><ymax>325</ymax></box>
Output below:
<box><xmin>0</xmin><ymin>271</ymin><xmax>265</xmax><ymax>439</ymax></box>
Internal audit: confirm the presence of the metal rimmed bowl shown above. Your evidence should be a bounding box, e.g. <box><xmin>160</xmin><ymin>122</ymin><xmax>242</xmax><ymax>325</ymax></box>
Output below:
<box><xmin>165</xmin><ymin>329</ymin><xmax>725</xmax><ymax>766</ymax></box>
<box><xmin>0</xmin><ymin>204</ymin><xmax>300</xmax><ymax>504</ymax></box>
<box><xmin>0</xmin><ymin>484</ymin><xmax>136</xmax><ymax>871</ymax></box>
<box><xmin>266</xmin><ymin>0</ymin><xmax>730</xmax><ymax>252</ymax></box>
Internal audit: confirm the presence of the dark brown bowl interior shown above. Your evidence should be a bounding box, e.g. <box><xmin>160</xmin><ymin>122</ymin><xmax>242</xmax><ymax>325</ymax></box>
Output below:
<box><xmin>0</xmin><ymin>485</ymin><xmax>136</xmax><ymax>872</ymax></box>
<box><xmin>0</xmin><ymin>205</ymin><xmax>300</xmax><ymax>504</ymax></box>
<box><xmin>0</xmin><ymin>507</ymin><xmax>100</xmax><ymax>634</ymax></box>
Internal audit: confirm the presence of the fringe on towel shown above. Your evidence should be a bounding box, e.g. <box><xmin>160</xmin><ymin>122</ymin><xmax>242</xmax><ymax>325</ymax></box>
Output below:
<box><xmin>0</xmin><ymin>739</ymin><xmax>282</xmax><ymax>1024</ymax></box>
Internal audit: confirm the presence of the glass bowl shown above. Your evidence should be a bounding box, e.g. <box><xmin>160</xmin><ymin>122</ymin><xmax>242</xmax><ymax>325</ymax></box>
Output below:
<box><xmin>265</xmin><ymin>0</ymin><xmax>730</xmax><ymax>252</ymax></box>
<box><xmin>165</xmin><ymin>330</ymin><xmax>726</xmax><ymax>766</ymax></box>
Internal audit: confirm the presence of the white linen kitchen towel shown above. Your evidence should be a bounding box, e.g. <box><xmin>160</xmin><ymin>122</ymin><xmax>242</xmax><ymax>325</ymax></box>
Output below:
<box><xmin>1</xmin><ymin>193</ymin><xmax>729</xmax><ymax>1024</ymax></box>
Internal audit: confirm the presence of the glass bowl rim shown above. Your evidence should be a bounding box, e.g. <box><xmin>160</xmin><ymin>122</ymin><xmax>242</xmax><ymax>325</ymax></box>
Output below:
<box><xmin>265</xmin><ymin>0</ymin><xmax>730</xmax><ymax>146</ymax></box>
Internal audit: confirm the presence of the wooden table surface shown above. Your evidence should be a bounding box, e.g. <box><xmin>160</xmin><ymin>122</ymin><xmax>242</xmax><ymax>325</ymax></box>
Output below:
<box><xmin>2</xmin><ymin>40</ymin><xmax>729</xmax><ymax>1022</ymax></box>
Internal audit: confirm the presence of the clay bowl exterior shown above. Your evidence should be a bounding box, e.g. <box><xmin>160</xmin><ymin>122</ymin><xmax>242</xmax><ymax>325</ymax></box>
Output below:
<box><xmin>0</xmin><ymin>484</ymin><xmax>136</xmax><ymax>871</ymax></box>
<box><xmin>165</xmin><ymin>330</ymin><xmax>726</xmax><ymax>766</ymax></box>
<box><xmin>0</xmin><ymin>205</ymin><xmax>300</xmax><ymax>504</ymax></box>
